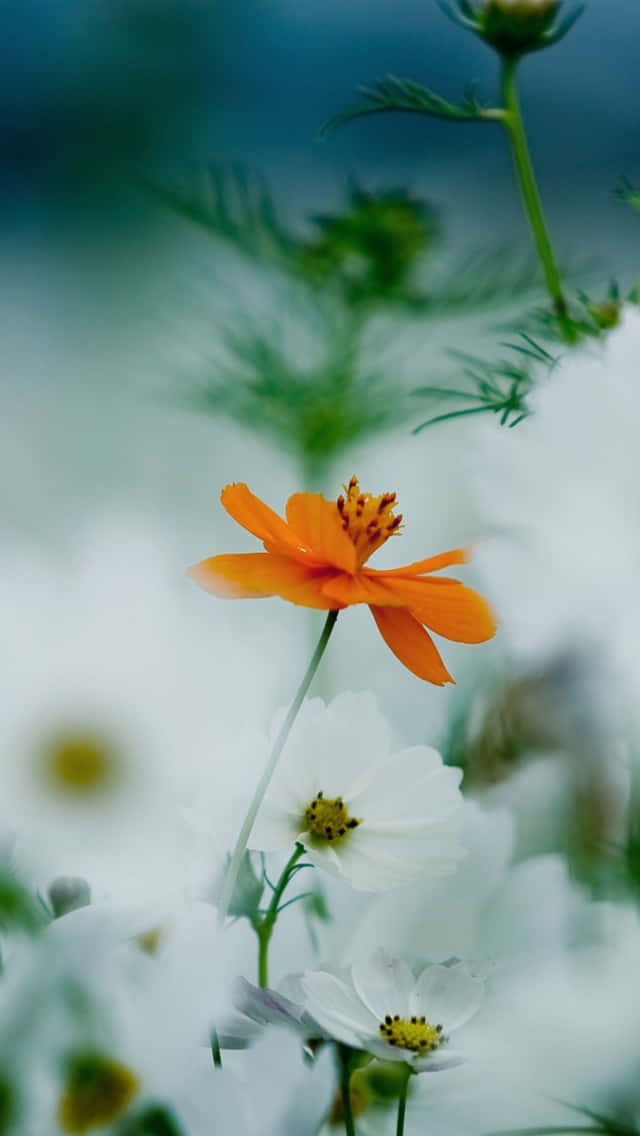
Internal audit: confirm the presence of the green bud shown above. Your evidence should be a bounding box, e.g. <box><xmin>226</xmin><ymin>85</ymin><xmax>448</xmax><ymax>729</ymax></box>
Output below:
<box><xmin>48</xmin><ymin>877</ymin><xmax>91</xmax><ymax>919</ymax></box>
<box><xmin>481</xmin><ymin>0</ymin><xmax>560</xmax><ymax>53</ymax></box>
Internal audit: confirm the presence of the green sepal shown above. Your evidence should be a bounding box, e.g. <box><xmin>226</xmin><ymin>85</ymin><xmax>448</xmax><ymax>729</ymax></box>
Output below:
<box><xmin>215</xmin><ymin>851</ymin><xmax>264</xmax><ymax>925</ymax></box>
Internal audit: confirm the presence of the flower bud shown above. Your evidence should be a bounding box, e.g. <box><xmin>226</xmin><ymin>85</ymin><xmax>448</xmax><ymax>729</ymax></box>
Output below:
<box><xmin>480</xmin><ymin>0</ymin><xmax>560</xmax><ymax>54</ymax></box>
<box><xmin>48</xmin><ymin>876</ymin><xmax>91</xmax><ymax>918</ymax></box>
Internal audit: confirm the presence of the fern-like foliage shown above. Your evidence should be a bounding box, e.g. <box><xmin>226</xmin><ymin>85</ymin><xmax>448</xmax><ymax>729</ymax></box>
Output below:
<box><xmin>412</xmin><ymin>335</ymin><xmax>557</xmax><ymax>431</ymax></box>
<box><xmin>616</xmin><ymin>177</ymin><xmax>640</xmax><ymax>216</ymax></box>
<box><xmin>321</xmin><ymin>75</ymin><xmax>498</xmax><ymax>137</ymax></box>
<box><xmin>186</xmin><ymin>321</ymin><xmax>408</xmax><ymax>474</ymax></box>
<box><xmin>142</xmin><ymin>165</ymin><xmax>297</xmax><ymax>270</ymax></box>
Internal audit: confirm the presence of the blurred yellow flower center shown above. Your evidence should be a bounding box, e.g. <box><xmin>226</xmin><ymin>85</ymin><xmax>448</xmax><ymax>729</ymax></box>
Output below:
<box><xmin>328</xmin><ymin>1073</ymin><xmax>370</xmax><ymax>1124</ymax></box>
<box><xmin>58</xmin><ymin>1055</ymin><xmax>138</xmax><ymax>1133</ymax></box>
<box><xmin>136</xmin><ymin>926</ymin><xmax>164</xmax><ymax>955</ymax></box>
<box><xmin>337</xmin><ymin>476</ymin><xmax>403</xmax><ymax>568</ymax></box>
<box><xmin>42</xmin><ymin>734</ymin><xmax>118</xmax><ymax>797</ymax></box>
<box><xmin>379</xmin><ymin>1014</ymin><xmax>444</xmax><ymax>1053</ymax></box>
<box><xmin>304</xmin><ymin>791</ymin><xmax>361</xmax><ymax>843</ymax></box>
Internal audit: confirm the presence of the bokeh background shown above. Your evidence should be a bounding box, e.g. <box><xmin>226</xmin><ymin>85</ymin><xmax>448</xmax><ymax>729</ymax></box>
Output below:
<box><xmin>1</xmin><ymin>0</ymin><xmax>638</xmax><ymax>873</ymax></box>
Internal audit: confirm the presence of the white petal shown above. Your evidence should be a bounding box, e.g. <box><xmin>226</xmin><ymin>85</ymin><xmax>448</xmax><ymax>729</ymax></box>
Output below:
<box><xmin>410</xmin><ymin>965</ymin><xmax>484</xmax><ymax>1032</ymax></box>
<box><xmin>251</xmin><ymin>802</ymin><xmax>302</xmax><ymax>852</ymax></box>
<box><xmin>351</xmin><ymin>952</ymin><xmax>414</xmax><ymax>1020</ymax></box>
<box><xmin>334</xmin><ymin>827</ymin><xmax>463</xmax><ymax>891</ymax></box>
<box><xmin>278</xmin><ymin>693</ymin><xmax>391</xmax><ymax>803</ymax></box>
<box><xmin>351</xmin><ymin>748</ymin><xmax>460</xmax><ymax>822</ymax></box>
<box><xmin>300</xmin><ymin>971</ymin><xmax>376</xmax><ymax>1047</ymax></box>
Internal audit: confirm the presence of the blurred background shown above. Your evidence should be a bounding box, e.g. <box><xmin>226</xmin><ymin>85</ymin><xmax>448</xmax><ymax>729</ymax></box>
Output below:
<box><xmin>2</xmin><ymin>0</ymin><xmax>639</xmax><ymax>886</ymax></box>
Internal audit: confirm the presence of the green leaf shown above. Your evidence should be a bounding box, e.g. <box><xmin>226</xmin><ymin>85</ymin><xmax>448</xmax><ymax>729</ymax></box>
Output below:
<box><xmin>215</xmin><ymin>852</ymin><xmax>264</xmax><ymax>925</ymax></box>
<box><xmin>321</xmin><ymin>75</ymin><xmax>499</xmax><ymax>137</ymax></box>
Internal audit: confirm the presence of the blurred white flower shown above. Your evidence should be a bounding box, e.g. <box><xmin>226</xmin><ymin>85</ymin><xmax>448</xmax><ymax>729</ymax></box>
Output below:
<box><xmin>301</xmin><ymin>952</ymin><xmax>483</xmax><ymax>1072</ymax></box>
<box><xmin>0</xmin><ymin>518</ymin><xmax>292</xmax><ymax>905</ymax></box>
<box><xmin>251</xmin><ymin>692</ymin><xmax>465</xmax><ymax>891</ymax></box>
<box><xmin>476</xmin><ymin>308</ymin><xmax>640</xmax><ymax>696</ymax></box>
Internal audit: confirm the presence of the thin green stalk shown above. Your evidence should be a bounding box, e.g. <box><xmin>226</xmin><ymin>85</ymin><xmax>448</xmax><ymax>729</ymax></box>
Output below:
<box><xmin>337</xmin><ymin>1045</ymin><xmax>357</xmax><ymax>1136</ymax></box>
<box><xmin>217</xmin><ymin>610</ymin><xmax>339</xmax><ymax>921</ymax></box>
<box><xmin>500</xmin><ymin>55</ymin><xmax>568</xmax><ymax>321</ymax></box>
<box><xmin>396</xmin><ymin>1065</ymin><xmax>411</xmax><ymax>1136</ymax></box>
<box><xmin>210</xmin><ymin>1029</ymin><xmax>222</xmax><ymax>1069</ymax></box>
<box><xmin>256</xmin><ymin>843</ymin><xmax>305</xmax><ymax>987</ymax></box>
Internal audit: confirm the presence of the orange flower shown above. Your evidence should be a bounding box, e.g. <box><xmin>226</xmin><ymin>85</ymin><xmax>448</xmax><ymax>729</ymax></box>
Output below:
<box><xmin>189</xmin><ymin>478</ymin><xmax>496</xmax><ymax>684</ymax></box>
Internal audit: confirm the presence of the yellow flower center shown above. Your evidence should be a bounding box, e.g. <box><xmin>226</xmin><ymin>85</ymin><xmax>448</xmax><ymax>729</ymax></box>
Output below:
<box><xmin>337</xmin><ymin>476</ymin><xmax>403</xmax><ymax>568</ymax></box>
<box><xmin>58</xmin><ymin>1055</ymin><xmax>139</xmax><ymax>1134</ymax></box>
<box><xmin>304</xmin><ymin>791</ymin><xmax>361</xmax><ymax>843</ymax></box>
<box><xmin>379</xmin><ymin>1014</ymin><xmax>444</xmax><ymax>1054</ymax></box>
<box><xmin>136</xmin><ymin>926</ymin><xmax>165</xmax><ymax>956</ymax></box>
<box><xmin>40</xmin><ymin>733</ymin><xmax>119</xmax><ymax>798</ymax></box>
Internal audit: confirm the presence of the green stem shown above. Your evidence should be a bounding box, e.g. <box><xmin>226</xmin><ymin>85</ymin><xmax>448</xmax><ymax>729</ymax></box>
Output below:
<box><xmin>337</xmin><ymin>1045</ymin><xmax>357</xmax><ymax>1136</ymax></box>
<box><xmin>500</xmin><ymin>55</ymin><xmax>568</xmax><ymax>321</ymax></box>
<box><xmin>210</xmin><ymin>1029</ymin><xmax>222</xmax><ymax>1069</ymax></box>
<box><xmin>217</xmin><ymin>609</ymin><xmax>339</xmax><ymax>922</ymax></box>
<box><xmin>396</xmin><ymin>1065</ymin><xmax>411</xmax><ymax>1136</ymax></box>
<box><xmin>256</xmin><ymin>843</ymin><xmax>305</xmax><ymax>987</ymax></box>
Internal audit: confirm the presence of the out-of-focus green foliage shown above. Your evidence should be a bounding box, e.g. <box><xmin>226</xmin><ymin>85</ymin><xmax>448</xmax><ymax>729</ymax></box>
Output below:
<box><xmin>189</xmin><ymin>320</ymin><xmax>406</xmax><ymax>479</ymax></box>
<box><xmin>488</xmin><ymin>1101</ymin><xmax>640</xmax><ymax>1136</ymax></box>
<box><xmin>0</xmin><ymin>867</ymin><xmax>47</xmax><ymax>935</ymax></box>
<box><xmin>0</xmin><ymin>1075</ymin><xmax>16</xmax><ymax>1136</ymax></box>
<box><xmin>297</xmin><ymin>186</ymin><xmax>440</xmax><ymax>308</ymax></box>
<box><xmin>118</xmin><ymin>1105</ymin><xmax>186</xmax><ymax>1136</ymax></box>
<box><xmin>149</xmin><ymin>165</ymin><xmax>550</xmax><ymax>473</ymax></box>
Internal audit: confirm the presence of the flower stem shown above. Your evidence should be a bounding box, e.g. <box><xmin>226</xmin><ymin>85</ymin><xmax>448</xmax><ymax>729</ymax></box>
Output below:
<box><xmin>256</xmin><ymin>843</ymin><xmax>305</xmax><ymax>987</ymax></box>
<box><xmin>336</xmin><ymin>1045</ymin><xmax>357</xmax><ymax>1136</ymax></box>
<box><xmin>217</xmin><ymin>609</ymin><xmax>339</xmax><ymax>922</ymax></box>
<box><xmin>500</xmin><ymin>55</ymin><xmax>568</xmax><ymax>322</ymax></box>
<box><xmin>396</xmin><ymin>1065</ymin><xmax>412</xmax><ymax>1136</ymax></box>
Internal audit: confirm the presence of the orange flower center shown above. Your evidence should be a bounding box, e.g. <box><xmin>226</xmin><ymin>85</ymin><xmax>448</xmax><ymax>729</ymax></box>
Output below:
<box><xmin>337</xmin><ymin>476</ymin><xmax>403</xmax><ymax>569</ymax></box>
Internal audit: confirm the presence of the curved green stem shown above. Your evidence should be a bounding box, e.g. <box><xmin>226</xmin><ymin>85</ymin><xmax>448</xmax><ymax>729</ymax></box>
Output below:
<box><xmin>500</xmin><ymin>55</ymin><xmax>568</xmax><ymax>322</ymax></box>
<box><xmin>218</xmin><ymin>610</ymin><xmax>339</xmax><ymax>922</ymax></box>
<box><xmin>256</xmin><ymin>843</ymin><xmax>305</xmax><ymax>987</ymax></box>
<box><xmin>337</xmin><ymin>1045</ymin><xmax>357</xmax><ymax>1136</ymax></box>
<box><xmin>396</xmin><ymin>1064</ymin><xmax>412</xmax><ymax>1136</ymax></box>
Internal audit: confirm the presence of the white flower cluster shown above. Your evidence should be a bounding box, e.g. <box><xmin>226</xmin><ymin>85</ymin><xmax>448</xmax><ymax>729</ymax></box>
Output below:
<box><xmin>3</xmin><ymin>311</ymin><xmax>640</xmax><ymax>1135</ymax></box>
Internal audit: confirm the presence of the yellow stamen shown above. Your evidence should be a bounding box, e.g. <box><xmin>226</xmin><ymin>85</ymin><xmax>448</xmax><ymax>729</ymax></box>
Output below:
<box><xmin>58</xmin><ymin>1055</ymin><xmax>138</xmax><ymax>1133</ymax></box>
<box><xmin>304</xmin><ymin>791</ymin><xmax>361</xmax><ymax>844</ymax></box>
<box><xmin>337</xmin><ymin>476</ymin><xmax>403</xmax><ymax>568</ymax></box>
<box><xmin>379</xmin><ymin>1014</ymin><xmax>444</xmax><ymax>1054</ymax></box>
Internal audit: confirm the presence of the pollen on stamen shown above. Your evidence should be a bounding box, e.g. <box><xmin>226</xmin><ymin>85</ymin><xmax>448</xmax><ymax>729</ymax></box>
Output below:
<box><xmin>336</xmin><ymin>477</ymin><xmax>403</xmax><ymax>568</ymax></box>
<box><xmin>303</xmin><ymin>792</ymin><xmax>361</xmax><ymax>845</ymax></box>
<box><xmin>378</xmin><ymin>1015</ymin><xmax>444</xmax><ymax>1055</ymax></box>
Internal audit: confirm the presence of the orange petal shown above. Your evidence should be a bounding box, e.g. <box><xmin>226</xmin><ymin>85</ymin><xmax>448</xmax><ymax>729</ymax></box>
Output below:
<box><xmin>322</xmin><ymin>572</ymin><xmax>393</xmax><ymax>607</ymax></box>
<box><xmin>375</xmin><ymin>549</ymin><xmax>470</xmax><ymax>577</ymax></box>
<box><xmin>220</xmin><ymin>484</ymin><xmax>314</xmax><ymax>562</ymax></box>
<box><xmin>380</xmin><ymin>576</ymin><xmax>496</xmax><ymax>643</ymax></box>
<box><xmin>371</xmin><ymin>606</ymin><xmax>454</xmax><ymax>685</ymax></box>
<box><xmin>188</xmin><ymin>553</ymin><xmax>340</xmax><ymax>609</ymax></box>
<box><xmin>286</xmin><ymin>493</ymin><xmax>357</xmax><ymax>573</ymax></box>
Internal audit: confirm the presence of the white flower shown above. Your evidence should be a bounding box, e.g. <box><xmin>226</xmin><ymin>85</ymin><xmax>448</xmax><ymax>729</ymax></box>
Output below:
<box><xmin>300</xmin><ymin>952</ymin><xmax>483</xmax><ymax>1072</ymax></box>
<box><xmin>251</xmin><ymin>693</ymin><xmax>465</xmax><ymax>891</ymax></box>
<box><xmin>0</xmin><ymin>518</ymin><xmax>291</xmax><ymax>905</ymax></box>
<box><xmin>475</xmin><ymin>308</ymin><xmax>640</xmax><ymax>689</ymax></box>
